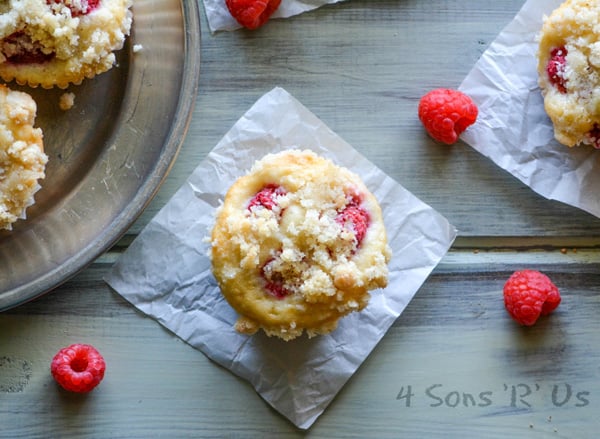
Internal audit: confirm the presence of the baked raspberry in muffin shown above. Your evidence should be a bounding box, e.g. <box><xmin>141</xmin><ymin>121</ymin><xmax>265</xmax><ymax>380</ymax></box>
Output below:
<box><xmin>210</xmin><ymin>150</ymin><xmax>391</xmax><ymax>341</ymax></box>
<box><xmin>0</xmin><ymin>84</ymin><xmax>47</xmax><ymax>230</ymax></box>
<box><xmin>0</xmin><ymin>0</ymin><xmax>132</xmax><ymax>89</ymax></box>
<box><xmin>537</xmin><ymin>0</ymin><xmax>600</xmax><ymax>148</ymax></box>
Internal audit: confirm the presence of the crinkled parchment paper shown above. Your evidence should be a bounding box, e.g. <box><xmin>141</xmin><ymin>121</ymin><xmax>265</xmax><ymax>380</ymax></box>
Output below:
<box><xmin>105</xmin><ymin>87</ymin><xmax>456</xmax><ymax>429</ymax></box>
<box><xmin>202</xmin><ymin>0</ymin><xmax>348</xmax><ymax>33</ymax></box>
<box><xmin>459</xmin><ymin>0</ymin><xmax>600</xmax><ymax>218</ymax></box>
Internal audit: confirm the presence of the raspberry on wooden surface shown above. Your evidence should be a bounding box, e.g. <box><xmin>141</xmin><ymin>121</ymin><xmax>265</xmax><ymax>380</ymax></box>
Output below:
<box><xmin>503</xmin><ymin>270</ymin><xmax>561</xmax><ymax>326</ymax></box>
<box><xmin>225</xmin><ymin>0</ymin><xmax>282</xmax><ymax>30</ymax></box>
<box><xmin>418</xmin><ymin>88</ymin><xmax>478</xmax><ymax>145</ymax></box>
<box><xmin>50</xmin><ymin>343</ymin><xmax>106</xmax><ymax>393</ymax></box>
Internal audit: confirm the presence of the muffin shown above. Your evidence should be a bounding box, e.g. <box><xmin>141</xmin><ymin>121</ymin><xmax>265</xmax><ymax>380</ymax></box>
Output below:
<box><xmin>537</xmin><ymin>0</ymin><xmax>600</xmax><ymax>148</ymax></box>
<box><xmin>0</xmin><ymin>0</ymin><xmax>133</xmax><ymax>89</ymax></box>
<box><xmin>210</xmin><ymin>149</ymin><xmax>391</xmax><ymax>341</ymax></box>
<box><xmin>0</xmin><ymin>84</ymin><xmax>47</xmax><ymax>230</ymax></box>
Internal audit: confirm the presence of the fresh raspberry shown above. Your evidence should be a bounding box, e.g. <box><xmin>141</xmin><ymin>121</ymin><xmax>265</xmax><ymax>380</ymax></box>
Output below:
<box><xmin>47</xmin><ymin>0</ymin><xmax>100</xmax><ymax>17</ymax></box>
<box><xmin>225</xmin><ymin>0</ymin><xmax>282</xmax><ymax>30</ymax></box>
<box><xmin>336</xmin><ymin>196</ymin><xmax>370</xmax><ymax>246</ymax></box>
<box><xmin>547</xmin><ymin>46</ymin><xmax>568</xmax><ymax>94</ymax></box>
<box><xmin>247</xmin><ymin>184</ymin><xmax>285</xmax><ymax>211</ymax></box>
<box><xmin>50</xmin><ymin>344</ymin><xmax>106</xmax><ymax>393</ymax></box>
<box><xmin>418</xmin><ymin>88</ymin><xmax>478</xmax><ymax>145</ymax></box>
<box><xmin>503</xmin><ymin>270</ymin><xmax>561</xmax><ymax>326</ymax></box>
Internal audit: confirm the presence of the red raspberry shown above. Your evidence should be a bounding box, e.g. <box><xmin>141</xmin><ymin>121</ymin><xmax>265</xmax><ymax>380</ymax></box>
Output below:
<box><xmin>264</xmin><ymin>280</ymin><xmax>289</xmax><ymax>298</ymax></box>
<box><xmin>586</xmin><ymin>125</ymin><xmax>600</xmax><ymax>149</ymax></box>
<box><xmin>2</xmin><ymin>32</ymin><xmax>55</xmax><ymax>64</ymax></box>
<box><xmin>50</xmin><ymin>344</ymin><xmax>106</xmax><ymax>393</ymax></box>
<box><xmin>225</xmin><ymin>0</ymin><xmax>282</xmax><ymax>30</ymax></box>
<box><xmin>336</xmin><ymin>197</ymin><xmax>370</xmax><ymax>246</ymax></box>
<box><xmin>247</xmin><ymin>184</ymin><xmax>285</xmax><ymax>211</ymax></box>
<box><xmin>547</xmin><ymin>46</ymin><xmax>568</xmax><ymax>94</ymax></box>
<box><xmin>47</xmin><ymin>0</ymin><xmax>100</xmax><ymax>16</ymax></box>
<box><xmin>503</xmin><ymin>270</ymin><xmax>561</xmax><ymax>326</ymax></box>
<box><xmin>261</xmin><ymin>257</ymin><xmax>290</xmax><ymax>299</ymax></box>
<box><xmin>418</xmin><ymin>88</ymin><xmax>478</xmax><ymax>145</ymax></box>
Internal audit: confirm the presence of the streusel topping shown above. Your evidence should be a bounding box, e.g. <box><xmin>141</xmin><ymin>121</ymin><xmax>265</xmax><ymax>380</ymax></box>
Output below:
<box><xmin>0</xmin><ymin>84</ymin><xmax>47</xmax><ymax>230</ymax></box>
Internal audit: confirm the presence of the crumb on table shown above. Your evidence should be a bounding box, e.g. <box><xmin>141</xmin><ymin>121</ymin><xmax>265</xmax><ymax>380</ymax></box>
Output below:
<box><xmin>59</xmin><ymin>92</ymin><xmax>75</xmax><ymax>111</ymax></box>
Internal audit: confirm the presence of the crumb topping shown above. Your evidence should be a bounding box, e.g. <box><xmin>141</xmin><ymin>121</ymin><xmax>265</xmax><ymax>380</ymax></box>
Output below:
<box><xmin>0</xmin><ymin>84</ymin><xmax>47</xmax><ymax>230</ymax></box>
<box><xmin>59</xmin><ymin>91</ymin><xmax>75</xmax><ymax>110</ymax></box>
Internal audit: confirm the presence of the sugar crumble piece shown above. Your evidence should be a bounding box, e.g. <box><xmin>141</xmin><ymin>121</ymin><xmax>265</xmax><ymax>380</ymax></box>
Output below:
<box><xmin>59</xmin><ymin>92</ymin><xmax>75</xmax><ymax>111</ymax></box>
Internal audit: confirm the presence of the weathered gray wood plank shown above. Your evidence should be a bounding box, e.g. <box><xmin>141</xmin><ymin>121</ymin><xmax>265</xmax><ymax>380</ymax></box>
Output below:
<box><xmin>2</xmin><ymin>244</ymin><xmax>599</xmax><ymax>438</ymax></box>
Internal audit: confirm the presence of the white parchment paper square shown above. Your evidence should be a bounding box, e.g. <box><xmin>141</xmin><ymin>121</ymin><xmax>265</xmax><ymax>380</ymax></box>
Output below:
<box><xmin>459</xmin><ymin>0</ymin><xmax>600</xmax><ymax>218</ymax></box>
<box><xmin>105</xmin><ymin>87</ymin><xmax>456</xmax><ymax>429</ymax></box>
<box><xmin>202</xmin><ymin>0</ymin><xmax>348</xmax><ymax>33</ymax></box>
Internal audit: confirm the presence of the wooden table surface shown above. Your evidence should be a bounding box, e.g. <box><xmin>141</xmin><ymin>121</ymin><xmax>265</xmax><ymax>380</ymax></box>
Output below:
<box><xmin>3</xmin><ymin>1</ymin><xmax>600</xmax><ymax>437</ymax></box>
